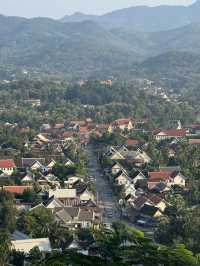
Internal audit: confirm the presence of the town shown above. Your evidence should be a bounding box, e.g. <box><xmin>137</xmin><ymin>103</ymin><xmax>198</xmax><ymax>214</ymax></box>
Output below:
<box><xmin>1</xmin><ymin>0</ymin><xmax>200</xmax><ymax>264</ymax></box>
<box><xmin>1</xmin><ymin>110</ymin><xmax>199</xmax><ymax>259</ymax></box>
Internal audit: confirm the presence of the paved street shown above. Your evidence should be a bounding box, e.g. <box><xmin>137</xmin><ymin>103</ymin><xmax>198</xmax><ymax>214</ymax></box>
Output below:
<box><xmin>85</xmin><ymin>144</ymin><xmax>121</xmax><ymax>224</ymax></box>
<box><xmin>85</xmin><ymin>144</ymin><xmax>154</xmax><ymax>236</ymax></box>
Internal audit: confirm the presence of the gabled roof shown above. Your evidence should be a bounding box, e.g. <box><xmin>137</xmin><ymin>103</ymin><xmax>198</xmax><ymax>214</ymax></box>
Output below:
<box><xmin>133</xmin><ymin>196</ymin><xmax>147</xmax><ymax>210</ymax></box>
<box><xmin>156</xmin><ymin>129</ymin><xmax>187</xmax><ymax>137</ymax></box>
<box><xmin>3</xmin><ymin>185</ymin><xmax>32</xmax><ymax>195</ymax></box>
<box><xmin>140</xmin><ymin>204</ymin><xmax>160</xmax><ymax>216</ymax></box>
<box><xmin>63</xmin><ymin>131</ymin><xmax>75</xmax><ymax>138</ymax></box>
<box><xmin>188</xmin><ymin>139</ymin><xmax>200</xmax><ymax>145</ymax></box>
<box><xmin>0</xmin><ymin>159</ymin><xmax>16</xmax><ymax>169</ymax></box>
<box><xmin>49</xmin><ymin>189</ymin><xmax>77</xmax><ymax>199</ymax></box>
<box><xmin>148</xmin><ymin>194</ymin><xmax>165</xmax><ymax>205</ymax></box>
<box><xmin>112</xmin><ymin>119</ymin><xmax>132</xmax><ymax>126</ymax></box>
<box><xmin>22</xmin><ymin>158</ymin><xmax>45</xmax><ymax>168</ymax></box>
<box><xmin>45</xmin><ymin>196</ymin><xmax>64</xmax><ymax>208</ymax></box>
<box><xmin>148</xmin><ymin>171</ymin><xmax>172</xmax><ymax>182</ymax></box>
<box><xmin>79</xmin><ymin>126</ymin><xmax>89</xmax><ymax>134</ymax></box>
<box><xmin>125</xmin><ymin>139</ymin><xmax>139</xmax><ymax>146</ymax></box>
<box><xmin>78</xmin><ymin>208</ymin><xmax>93</xmax><ymax>222</ymax></box>
<box><xmin>131</xmin><ymin>170</ymin><xmax>146</xmax><ymax>179</ymax></box>
<box><xmin>11</xmin><ymin>238</ymin><xmax>51</xmax><ymax>253</ymax></box>
<box><xmin>159</xmin><ymin>166</ymin><xmax>181</xmax><ymax>172</ymax></box>
<box><xmin>55</xmin><ymin>208</ymin><xmax>73</xmax><ymax>223</ymax></box>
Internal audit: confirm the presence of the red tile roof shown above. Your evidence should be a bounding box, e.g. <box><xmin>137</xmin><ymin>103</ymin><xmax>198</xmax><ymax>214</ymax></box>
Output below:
<box><xmin>63</xmin><ymin>131</ymin><xmax>75</xmax><ymax>138</ymax></box>
<box><xmin>184</xmin><ymin>124</ymin><xmax>200</xmax><ymax>129</ymax></box>
<box><xmin>79</xmin><ymin>126</ymin><xmax>89</xmax><ymax>134</ymax></box>
<box><xmin>125</xmin><ymin>139</ymin><xmax>139</xmax><ymax>146</ymax></box>
<box><xmin>113</xmin><ymin>119</ymin><xmax>131</xmax><ymax>126</ymax></box>
<box><xmin>156</xmin><ymin>129</ymin><xmax>187</xmax><ymax>137</ymax></box>
<box><xmin>3</xmin><ymin>186</ymin><xmax>32</xmax><ymax>195</ymax></box>
<box><xmin>0</xmin><ymin>159</ymin><xmax>16</xmax><ymax>169</ymax></box>
<box><xmin>148</xmin><ymin>171</ymin><xmax>172</xmax><ymax>182</ymax></box>
<box><xmin>188</xmin><ymin>139</ymin><xmax>200</xmax><ymax>145</ymax></box>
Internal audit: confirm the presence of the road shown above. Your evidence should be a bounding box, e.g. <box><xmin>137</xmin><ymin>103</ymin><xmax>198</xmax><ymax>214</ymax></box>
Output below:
<box><xmin>85</xmin><ymin>144</ymin><xmax>154</xmax><ymax>237</ymax></box>
<box><xmin>85</xmin><ymin>144</ymin><xmax>121</xmax><ymax>224</ymax></box>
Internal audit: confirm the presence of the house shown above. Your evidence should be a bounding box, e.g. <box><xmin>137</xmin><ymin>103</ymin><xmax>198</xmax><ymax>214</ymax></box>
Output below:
<box><xmin>125</xmin><ymin>139</ymin><xmax>139</xmax><ymax>148</ymax></box>
<box><xmin>154</xmin><ymin>129</ymin><xmax>187</xmax><ymax>141</ymax></box>
<box><xmin>64</xmin><ymin>176</ymin><xmax>83</xmax><ymax>189</ymax></box>
<box><xmin>184</xmin><ymin>123</ymin><xmax>200</xmax><ymax>135</ymax></box>
<box><xmin>79</xmin><ymin>188</ymin><xmax>95</xmax><ymax>202</ymax></box>
<box><xmin>114</xmin><ymin>170</ymin><xmax>130</xmax><ymax>186</ymax></box>
<box><xmin>147</xmin><ymin>194</ymin><xmax>166</xmax><ymax>212</ymax></box>
<box><xmin>77</xmin><ymin>208</ymin><xmax>101</xmax><ymax>229</ymax></box>
<box><xmin>0</xmin><ymin>159</ymin><xmax>16</xmax><ymax>176</ymax></box>
<box><xmin>106</xmin><ymin>145</ymin><xmax>129</xmax><ymax>160</ymax></box>
<box><xmin>124</xmin><ymin>183</ymin><xmax>137</xmax><ymax>198</ymax></box>
<box><xmin>21</xmin><ymin>158</ymin><xmax>46</xmax><ymax>171</ymax></box>
<box><xmin>170</xmin><ymin>171</ymin><xmax>186</xmax><ymax>188</ymax></box>
<box><xmin>48</xmin><ymin>189</ymin><xmax>80</xmax><ymax>207</ymax></box>
<box><xmin>107</xmin><ymin>146</ymin><xmax>151</xmax><ymax>166</ymax></box>
<box><xmin>96</xmin><ymin>124</ymin><xmax>113</xmax><ymax>134</ymax></box>
<box><xmin>36</xmin><ymin>134</ymin><xmax>50</xmax><ymax>143</ymax></box>
<box><xmin>68</xmin><ymin>121</ymin><xmax>86</xmax><ymax>131</ymax></box>
<box><xmin>111</xmin><ymin>161</ymin><xmax>126</xmax><ymax>175</ymax></box>
<box><xmin>63</xmin><ymin>131</ymin><xmax>75</xmax><ymax>141</ymax></box>
<box><xmin>54</xmin><ymin>207</ymin><xmax>79</xmax><ymax>227</ymax></box>
<box><xmin>3</xmin><ymin>185</ymin><xmax>32</xmax><ymax>195</ymax></box>
<box><xmin>46</xmin><ymin>159</ymin><xmax>56</xmax><ymax>170</ymax></box>
<box><xmin>64</xmin><ymin>158</ymin><xmax>74</xmax><ymax>167</ymax></box>
<box><xmin>38</xmin><ymin>174</ymin><xmax>60</xmax><ymax>189</ymax></box>
<box><xmin>139</xmin><ymin>204</ymin><xmax>162</xmax><ymax>219</ymax></box>
<box><xmin>112</xmin><ymin>119</ymin><xmax>133</xmax><ymax>131</ymax></box>
<box><xmin>45</xmin><ymin>196</ymin><xmax>64</xmax><ymax>209</ymax></box>
<box><xmin>49</xmin><ymin>188</ymin><xmax>77</xmax><ymax>199</ymax></box>
<box><xmin>130</xmin><ymin>170</ymin><xmax>146</xmax><ymax>185</ymax></box>
<box><xmin>21</xmin><ymin>174</ymin><xmax>34</xmax><ymax>184</ymax></box>
<box><xmin>11</xmin><ymin>238</ymin><xmax>51</xmax><ymax>253</ymax></box>
<box><xmin>188</xmin><ymin>139</ymin><xmax>200</xmax><ymax>145</ymax></box>
<box><xmin>147</xmin><ymin>171</ymin><xmax>186</xmax><ymax>191</ymax></box>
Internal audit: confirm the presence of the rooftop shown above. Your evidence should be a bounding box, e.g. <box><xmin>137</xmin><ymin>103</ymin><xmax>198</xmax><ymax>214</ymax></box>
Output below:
<box><xmin>0</xmin><ymin>159</ymin><xmax>16</xmax><ymax>169</ymax></box>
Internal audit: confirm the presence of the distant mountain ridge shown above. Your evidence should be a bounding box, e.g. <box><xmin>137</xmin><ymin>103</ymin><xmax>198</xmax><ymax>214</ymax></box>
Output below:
<box><xmin>61</xmin><ymin>0</ymin><xmax>200</xmax><ymax>32</ymax></box>
<box><xmin>1</xmin><ymin>12</ymin><xmax>200</xmax><ymax>79</ymax></box>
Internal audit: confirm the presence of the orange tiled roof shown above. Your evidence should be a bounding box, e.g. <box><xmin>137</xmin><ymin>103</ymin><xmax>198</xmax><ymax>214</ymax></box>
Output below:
<box><xmin>125</xmin><ymin>139</ymin><xmax>139</xmax><ymax>146</ymax></box>
<box><xmin>63</xmin><ymin>131</ymin><xmax>75</xmax><ymax>138</ymax></box>
<box><xmin>156</xmin><ymin>129</ymin><xmax>187</xmax><ymax>137</ymax></box>
<box><xmin>0</xmin><ymin>159</ymin><xmax>16</xmax><ymax>169</ymax></box>
<box><xmin>3</xmin><ymin>186</ymin><xmax>32</xmax><ymax>194</ymax></box>
<box><xmin>113</xmin><ymin>119</ymin><xmax>131</xmax><ymax>126</ymax></box>
<box><xmin>148</xmin><ymin>171</ymin><xmax>172</xmax><ymax>182</ymax></box>
<box><xmin>188</xmin><ymin>139</ymin><xmax>200</xmax><ymax>145</ymax></box>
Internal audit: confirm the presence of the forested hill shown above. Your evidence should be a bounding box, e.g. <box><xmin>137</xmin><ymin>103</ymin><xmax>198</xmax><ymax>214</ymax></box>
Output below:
<box><xmin>0</xmin><ymin>15</ymin><xmax>140</xmax><ymax>79</ymax></box>
<box><xmin>2</xmin><ymin>13</ymin><xmax>200</xmax><ymax>80</ymax></box>
<box><xmin>61</xmin><ymin>0</ymin><xmax>200</xmax><ymax>32</ymax></box>
<box><xmin>135</xmin><ymin>51</ymin><xmax>200</xmax><ymax>88</ymax></box>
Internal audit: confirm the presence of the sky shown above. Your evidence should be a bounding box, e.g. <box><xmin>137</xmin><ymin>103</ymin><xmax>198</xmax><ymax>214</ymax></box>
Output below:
<box><xmin>0</xmin><ymin>0</ymin><xmax>195</xmax><ymax>19</ymax></box>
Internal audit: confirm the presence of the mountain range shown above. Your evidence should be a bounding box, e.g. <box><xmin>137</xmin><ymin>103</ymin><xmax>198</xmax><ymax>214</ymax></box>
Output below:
<box><xmin>61</xmin><ymin>0</ymin><xmax>200</xmax><ymax>32</ymax></box>
<box><xmin>1</xmin><ymin>1</ymin><xmax>200</xmax><ymax>80</ymax></box>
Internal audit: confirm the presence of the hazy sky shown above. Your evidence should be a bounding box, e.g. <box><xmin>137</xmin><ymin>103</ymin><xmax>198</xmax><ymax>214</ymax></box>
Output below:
<box><xmin>0</xmin><ymin>0</ymin><xmax>195</xmax><ymax>19</ymax></box>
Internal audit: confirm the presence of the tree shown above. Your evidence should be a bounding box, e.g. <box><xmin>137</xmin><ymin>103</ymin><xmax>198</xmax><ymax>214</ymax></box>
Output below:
<box><xmin>0</xmin><ymin>190</ymin><xmax>16</xmax><ymax>232</ymax></box>
<box><xmin>155</xmin><ymin>195</ymin><xmax>200</xmax><ymax>253</ymax></box>
<box><xmin>0</xmin><ymin>229</ymin><xmax>11</xmax><ymax>266</ymax></box>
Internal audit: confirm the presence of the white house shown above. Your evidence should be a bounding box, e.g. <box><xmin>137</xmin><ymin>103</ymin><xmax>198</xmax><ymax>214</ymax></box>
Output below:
<box><xmin>0</xmin><ymin>159</ymin><xmax>16</xmax><ymax>176</ymax></box>
<box><xmin>11</xmin><ymin>238</ymin><xmax>51</xmax><ymax>253</ymax></box>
